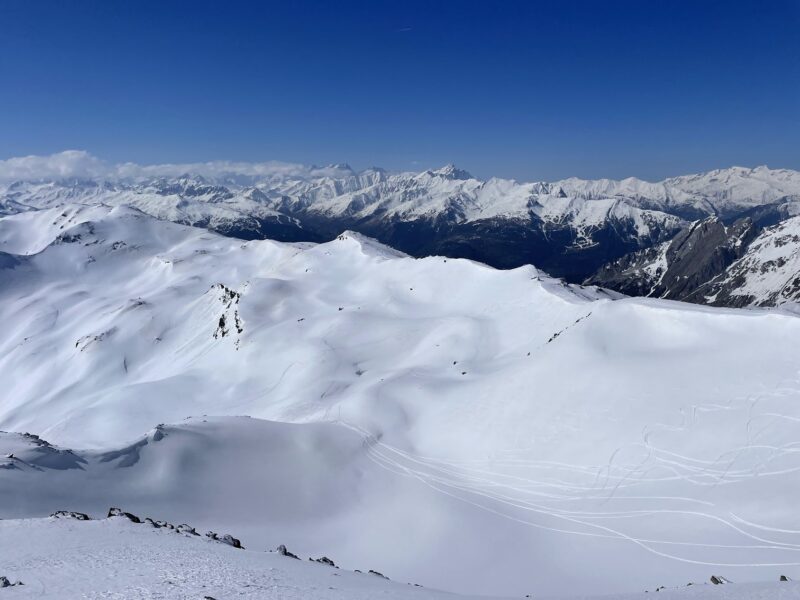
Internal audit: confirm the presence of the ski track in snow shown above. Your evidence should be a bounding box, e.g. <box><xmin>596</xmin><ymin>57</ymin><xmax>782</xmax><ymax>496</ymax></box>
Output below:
<box><xmin>336</xmin><ymin>370</ymin><xmax>800</xmax><ymax>569</ymax></box>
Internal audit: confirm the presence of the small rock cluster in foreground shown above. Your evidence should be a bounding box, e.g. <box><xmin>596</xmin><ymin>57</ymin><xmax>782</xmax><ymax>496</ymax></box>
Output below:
<box><xmin>643</xmin><ymin>574</ymin><xmax>792</xmax><ymax>593</ymax></box>
<box><xmin>0</xmin><ymin>576</ymin><xmax>23</xmax><ymax>588</ymax></box>
<box><xmin>49</xmin><ymin>508</ymin><xmax>398</xmax><ymax>584</ymax></box>
<box><xmin>50</xmin><ymin>508</ymin><xmax>244</xmax><ymax>550</ymax></box>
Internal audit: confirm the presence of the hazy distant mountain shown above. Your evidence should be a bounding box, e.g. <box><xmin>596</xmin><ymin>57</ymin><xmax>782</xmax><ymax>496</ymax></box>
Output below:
<box><xmin>2</xmin><ymin>154</ymin><xmax>800</xmax><ymax>303</ymax></box>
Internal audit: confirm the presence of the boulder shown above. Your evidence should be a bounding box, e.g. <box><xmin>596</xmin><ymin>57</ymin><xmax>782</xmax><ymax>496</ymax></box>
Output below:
<box><xmin>0</xmin><ymin>576</ymin><xmax>22</xmax><ymax>588</ymax></box>
<box><xmin>205</xmin><ymin>531</ymin><xmax>243</xmax><ymax>549</ymax></box>
<box><xmin>311</xmin><ymin>556</ymin><xmax>336</xmax><ymax>567</ymax></box>
<box><xmin>51</xmin><ymin>510</ymin><xmax>90</xmax><ymax>521</ymax></box>
<box><xmin>176</xmin><ymin>524</ymin><xmax>199</xmax><ymax>536</ymax></box>
<box><xmin>107</xmin><ymin>507</ymin><xmax>141</xmax><ymax>523</ymax></box>
<box><xmin>276</xmin><ymin>544</ymin><xmax>299</xmax><ymax>559</ymax></box>
<box><xmin>369</xmin><ymin>569</ymin><xmax>389</xmax><ymax>580</ymax></box>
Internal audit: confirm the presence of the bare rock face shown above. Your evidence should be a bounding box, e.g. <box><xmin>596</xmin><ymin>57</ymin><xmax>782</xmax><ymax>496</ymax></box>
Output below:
<box><xmin>0</xmin><ymin>576</ymin><xmax>23</xmax><ymax>588</ymax></box>
<box><xmin>587</xmin><ymin>217</ymin><xmax>758</xmax><ymax>302</ymax></box>
<box><xmin>685</xmin><ymin>215</ymin><xmax>800</xmax><ymax>307</ymax></box>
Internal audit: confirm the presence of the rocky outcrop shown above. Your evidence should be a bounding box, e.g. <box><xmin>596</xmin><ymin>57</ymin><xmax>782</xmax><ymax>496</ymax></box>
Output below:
<box><xmin>310</xmin><ymin>556</ymin><xmax>336</xmax><ymax>567</ymax></box>
<box><xmin>206</xmin><ymin>531</ymin><xmax>243</xmax><ymax>549</ymax></box>
<box><xmin>51</xmin><ymin>510</ymin><xmax>90</xmax><ymax>520</ymax></box>
<box><xmin>587</xmin><ymin>217</ymin><xmax>758</xmax><ymax>302</ymax></box>
<box><xmin>276</xmin><ymin>544</ymin><xmax>299</xmax><ymax>559</ymax></box>
<box><xmin>0</xmin><ymin>576</ymin><xmax>23</xmax><ymax>588</ymax></box>
<box><xmin>368</xmin><ymin>569</ymin><xmax>389</xmax><ymax>579</ymax></box>
<box><xmin>107</xmin><ymin>507</ymin><xmax>142</xmax><ymax>523</ymax></box>
<box><xmin>684</xmin><ymin>215</ymin><xmax>800</xmax><ymax>307</ymax></box>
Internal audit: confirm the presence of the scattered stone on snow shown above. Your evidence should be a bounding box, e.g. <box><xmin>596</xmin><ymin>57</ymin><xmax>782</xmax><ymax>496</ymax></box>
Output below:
<box><xmin>51</xmin><ymin>510</ymin><xmax>90</xmax><ymax>520</ymax></box>
<box><xmin>107</xmin><ymin>507</ymin><xmax>141</xmax><ymax>523</ymax></box>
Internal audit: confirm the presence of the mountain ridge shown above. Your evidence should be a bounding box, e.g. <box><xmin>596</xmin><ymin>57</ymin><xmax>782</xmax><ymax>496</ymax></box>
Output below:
<box><xmin>3</xmin><ymin>152</ymin><xmax>800</xmax><ymax>304</ymax></box>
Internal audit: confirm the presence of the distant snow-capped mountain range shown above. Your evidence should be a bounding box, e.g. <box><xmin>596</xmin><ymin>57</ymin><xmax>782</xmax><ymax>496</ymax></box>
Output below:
<box><xmin>2</xmin><ymin>151</ymin><xmax>800</xmax><ymax>306</ymax></box>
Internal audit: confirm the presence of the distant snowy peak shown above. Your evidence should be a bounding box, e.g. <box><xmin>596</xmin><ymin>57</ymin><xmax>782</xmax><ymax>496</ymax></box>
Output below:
<box><xmin>4</xmin><ymin>161</ymin><xmax>797</xmax><ymax>225</ymax></box>
<box><xmin>555</xmin><ymin>166</ymin><xmax>800</xmax><ymax>219</ymax></box>
<box><xmin>2</xmin><ymin>153</ymin><xmax>799</xmax><ymax>285</ymax></box>
<box><xmin>427</xmin><ymin>164</ymin><xmax>474</xmax><ymax>180</ymax></box>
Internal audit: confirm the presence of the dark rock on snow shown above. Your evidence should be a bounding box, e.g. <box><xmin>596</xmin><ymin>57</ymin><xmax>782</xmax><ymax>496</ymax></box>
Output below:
<box><xmin>369</xmin><ymin>569</ymin><xmax>389</xmax><ymax>579</ymax></box>
<box><xmin>586</xmin><ymin>217</ymin><xmax>757</xmax><ymax>302</ymax></box>
<box><xmin>176</xmin><ymin>524</ymin><xmax>199</xmax><ymax>536</ymax></box>
<box><xmin>51</xmin><ymin>510</ymin><xmax>90</xmax><ymax>520</ymax></box>
<box><xmin>107</xmin><ymin>507</ymin><xmax>141</xmax><ymax>523</ymax></box>
<box><xmin>276</xmin><ymin>544</ymin><xmax>299</xmax><ymax>559</ymax></box>
<box><xmin>206</xmin><ymin>531</ymin><xmax>243</xmax><ymax>549</ymax></box>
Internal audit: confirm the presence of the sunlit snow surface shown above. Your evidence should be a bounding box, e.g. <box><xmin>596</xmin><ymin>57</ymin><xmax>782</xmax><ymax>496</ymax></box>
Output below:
<box><xmin>1</xmin><ymin>204</ymin><xmax>800</xmax><ymax>597</ymax></box>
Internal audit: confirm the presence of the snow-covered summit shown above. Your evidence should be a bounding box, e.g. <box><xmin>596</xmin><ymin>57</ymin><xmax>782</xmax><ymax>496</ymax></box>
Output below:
<box><xmin>427</xmin><ymin>163</ymin><xmax>475</xmax><ymax>180</ymax></box>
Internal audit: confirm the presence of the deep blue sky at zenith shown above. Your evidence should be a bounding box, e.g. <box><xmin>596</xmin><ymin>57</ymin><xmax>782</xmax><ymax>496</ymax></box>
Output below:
<box><xmin>0</xmin><ymin>0</ymin><xmax>797</xmax><ymax>181</ymax></box>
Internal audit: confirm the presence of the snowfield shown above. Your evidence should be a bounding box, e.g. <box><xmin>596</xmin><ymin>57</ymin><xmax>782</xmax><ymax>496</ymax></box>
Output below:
<box><xmin>2</xmin><ymin>203</ymin><xmax>800</xmax><ymax>597</ymax></box>
<box><xmin>3</xmin><ymin>516</ymin><xmax>800</xmax><ymax>599</ymax></box>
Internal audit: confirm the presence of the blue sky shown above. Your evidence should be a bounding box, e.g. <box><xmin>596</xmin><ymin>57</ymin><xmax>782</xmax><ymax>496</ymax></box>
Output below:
<box><xmin>0</xmin><ymin>0</ymin><xmax>797</xmax><ymax>181</ymax></box>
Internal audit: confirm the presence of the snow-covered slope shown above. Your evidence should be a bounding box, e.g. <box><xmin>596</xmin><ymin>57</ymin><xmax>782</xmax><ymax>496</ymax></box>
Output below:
<box><xmin>3</xmin><ymin>516</ymin><xmax>799</xmax><ymax>600</ymax></box>
<box><xmin>2</xmin><ymin>206</ymin><xmax>800</xmax><ymax>596</ymax></box>
<box><xmin>0</xmin><ymin>514</ymin><xmax>501</xmax><ymax>599</ymax></box>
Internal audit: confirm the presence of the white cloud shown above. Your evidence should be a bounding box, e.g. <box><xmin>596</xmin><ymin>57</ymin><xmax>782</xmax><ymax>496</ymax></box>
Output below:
<box><xmin>0</xmin><ymin>151</ymin><xmax>355</xmax><ymax>183</ymax></box>
<box><xmin>0</xmin><ymin>150</ymin><xmax>108</xmax><ymax>182</ymax></box>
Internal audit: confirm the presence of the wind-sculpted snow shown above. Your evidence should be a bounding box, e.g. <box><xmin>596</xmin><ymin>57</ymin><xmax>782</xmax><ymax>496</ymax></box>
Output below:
<box><xmin>2</xmin><ymin>207</ymin><xmax>800</xmax><ymax>596</ymax></box>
